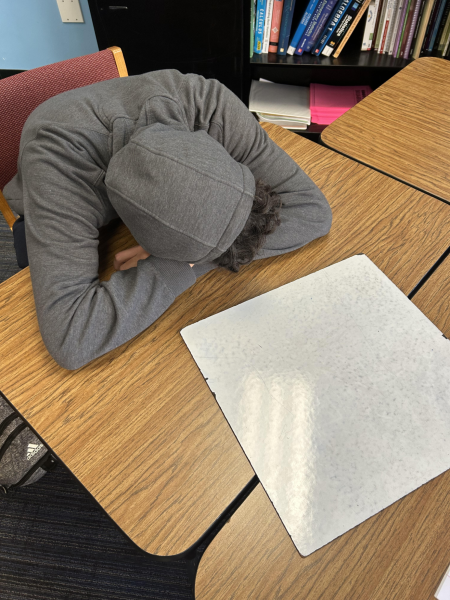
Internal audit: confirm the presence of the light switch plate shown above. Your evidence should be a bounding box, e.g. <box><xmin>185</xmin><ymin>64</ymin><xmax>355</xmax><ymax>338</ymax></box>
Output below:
<box><xmin>56</xmin><ymin>0</ymin><xmax>85</xmax><ymax>23</ymax></box>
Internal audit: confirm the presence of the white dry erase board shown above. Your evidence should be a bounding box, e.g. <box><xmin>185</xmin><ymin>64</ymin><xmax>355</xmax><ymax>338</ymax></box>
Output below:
<box><xmin>181</xmin><ymin>255</ymin><xmax>450</xmax><ymax>556</ymax></box>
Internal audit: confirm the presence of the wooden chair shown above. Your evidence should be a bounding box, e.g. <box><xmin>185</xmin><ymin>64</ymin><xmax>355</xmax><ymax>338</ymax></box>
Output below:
<box><xmin>0</xmin><ymin>46</ymin><xmax>128</xmax><ymax>230</ymax></box>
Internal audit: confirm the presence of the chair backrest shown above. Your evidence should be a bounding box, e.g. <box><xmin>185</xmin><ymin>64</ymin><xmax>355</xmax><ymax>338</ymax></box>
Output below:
<box><xmin>0</xmin><ymin>47</ymin><xmax>127</xmax><ymax>192</ymax></box>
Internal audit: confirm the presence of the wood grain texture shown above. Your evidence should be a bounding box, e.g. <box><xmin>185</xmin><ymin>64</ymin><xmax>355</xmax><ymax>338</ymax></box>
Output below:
<box><xmin>412</xmin><ymin>257</ymin><xmax>450</xmax><ymax>338</ymax></box>
<box><xmin>0</xmin><ymin>188</ymin><xmax>17</xmax><ymax>230</ymax></box>
<box><xmin>1</xmin><ymin>126</ymin><xmax>450</xmax><ymax>556</ymax></box>
<box><xmin>196</xmin><ymin>478</ymin><xmax>450</xmax><ymax>600</ymax></box>
<box><xmin>321</xmin><ymin>57</ymin><xmax>450</xmax><ymax>202</ymax></box>
<box><xmin>108</xmin><ymin>46</ymin><xmax>129</xmax><ymax>78</ymax></box>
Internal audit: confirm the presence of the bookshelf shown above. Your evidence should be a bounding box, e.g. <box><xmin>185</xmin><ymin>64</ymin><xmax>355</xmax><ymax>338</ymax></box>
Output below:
<box><xmin>245</xmin><ymin>0</ymin><xmax>415</xmax><ymax>141</ymax></box>
<box><xmin>88</xmin><ymin>0</ymin><xmax>246</xmax><ymax>100</ymax></box>
<box><xmin>251</xmin><ymin>51</ymin><xmax>414</xmax><ymax>67</ymax></box>
<box><xmin>87</xmin><ymin>0</ymin><xmax>418</xmax><ymax>142</ymax></box>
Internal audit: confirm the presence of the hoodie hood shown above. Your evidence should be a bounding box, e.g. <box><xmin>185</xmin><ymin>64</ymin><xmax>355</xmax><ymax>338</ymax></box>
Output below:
<box><xmin>105</xmin><ymin>124</ymin><xmax>255</xmax><ymax>263</ymax></box>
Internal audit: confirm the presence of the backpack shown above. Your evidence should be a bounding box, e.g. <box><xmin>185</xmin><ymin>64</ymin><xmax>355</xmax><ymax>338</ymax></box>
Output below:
<box><xmin>0</xmin><ymin>392</ymin><xmax>56</xmax><ymax>495</ymax></box>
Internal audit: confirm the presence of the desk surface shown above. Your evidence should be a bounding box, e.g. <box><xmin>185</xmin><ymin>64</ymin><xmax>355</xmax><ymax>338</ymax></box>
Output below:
<box><xmin>1</xmin><ymin>125</ymin><xmax>450</xmax><ymax>556</ymax></box>
<box><xmin>183</xmin><ymin>254</ymin><xmax>450</xmax><ymax>557</ymax></box>
<box><xmin>321</xmin><ymin>57</ymin><xmax>450</xmax><ymax>203</ymax></box>
<box><xmin>196</xmin><ymin>474</ymin><xmax>450</xmax><ymax>600</ymax></box>
<box><xmin>196</xmin><ymin>260</ymin><xmax>450</xmax><ymax>600</ymax></box>
<box><xmin>412</xmin><ymin>257</ymin><xmax>450</xmax><ymax>336</ymax></box>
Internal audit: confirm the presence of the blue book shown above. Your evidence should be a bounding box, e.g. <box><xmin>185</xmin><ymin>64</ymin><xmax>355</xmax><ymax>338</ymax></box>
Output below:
<box><xmin>287</xmin><ymin>0</ymin><xmax>322</xmax><ymax>54</ymax></box>
<box><xmin>277</xmin><ymin>0</ymin><xmax>297</xmax><ymax>54</ymax></box>
<box><xmin>312</xmin><ymin>0</ymin><xmax>351</xmax><ymax>55</ymax></box>
<box><xmin>294</xmin><ymin>0</ymin><xmax>339</xmax><ymax>54</ymax></box>
<box><xmin>305</xmin><ymin>0</ymin><xmax>340</xmax><ymax>52</ymax></box>
<box><xmin>254</xmin><ymin>0</ymin><xmax>267</xmax><ymax>54</ymax></box>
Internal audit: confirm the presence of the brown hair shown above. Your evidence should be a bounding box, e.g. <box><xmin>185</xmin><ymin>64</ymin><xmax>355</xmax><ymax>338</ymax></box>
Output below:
<box><xmin>215</xmin><ymin>180</ymin><xmax>282</xmax><ymax>273</ymax></box>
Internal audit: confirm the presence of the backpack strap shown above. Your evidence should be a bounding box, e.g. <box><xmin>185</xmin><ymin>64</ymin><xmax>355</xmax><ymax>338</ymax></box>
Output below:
<box><xmin>0</xmin><ymin>422</ymin><xmax>27</xmax><ymax>464</ymax></box>
<box><xmin>0</xmin><ymin>417</ymin><xmax>56</xmax><ymax>495</ymax></box>
<box><xmin>0</xmin><ymin>412</ymin><xmax>19</xmax><ymax>439</ymax></box>
<box><xmin>6</xmin><ymin>451</ymin><xmax>51</xmax><ymax>492</ymax></box>
<box><xmin>41</xmin><ymin>454</ymin><xmax>58</xmax><ymax>473</ymax></box>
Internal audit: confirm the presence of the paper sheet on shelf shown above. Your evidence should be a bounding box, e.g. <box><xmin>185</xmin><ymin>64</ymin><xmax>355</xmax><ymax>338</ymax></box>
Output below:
<box><xmin>256</xmin><ymin>113</ymin><xmax>308</xmax><ymax>129</ymax></box>
<box><xmin>249</xmin><ymin>79</ymin><xmax>311</xmax><ymax>121</ymax></box>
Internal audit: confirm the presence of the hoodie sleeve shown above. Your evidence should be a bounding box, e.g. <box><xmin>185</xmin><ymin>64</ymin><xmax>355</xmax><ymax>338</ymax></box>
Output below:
<box><xmin>173</xmin><ymin>72</ymin><xmax>332</xmax><ymax>258</ymax></box>
<box><xmin>20</xmin><ymin>126</ymin><xmax>196</xmax><ymax>371</ymax></box>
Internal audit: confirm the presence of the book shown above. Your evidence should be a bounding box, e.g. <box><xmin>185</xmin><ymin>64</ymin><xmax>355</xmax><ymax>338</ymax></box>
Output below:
<box><xmin>256</xmin><ymin>113</ymin><xmax>309</xmax><ymax>129</ymax></box>
<box><xmin>429</xmin><ymin>0</ymin><xmax>450</xmax><ymax>50</ymax></box>
<box><xmin>295</xmin><ymin>0</ymin><xmax>329</xmax><ymax>54</ymax></box>
<box><xmin>371</xmin><ymin>0</ymin><xmax>386</xmax><ymax>47</ymax></box>
<box><xmin>277</xmin><ymin>0</ymin><xmax>297</xmax><ymax>53</ymax></box>
<box><xmin>269</xmin><ymin>0</ymin><xmax>285</xmax><ymax>52</ymax></box>
<box><xmin>334</xmin><ymin>0</ymin><xmax>372</xmax><ymax>55</ymax></box>
<box><xmin>263</xmin><ymin>0</ymin><xmax>276</xmax><ymax>52</ymax></box>
<box><xmin>373</xmin><ymin>0</ymin><xmax>390</xmax><ymax>49</ymax></box>
<box><xmin>438</xmin><ymin>5</ymin><xmax>450</xmax><ymax>52</ymax></box>
<box><xmin>320</xmin><ymin>0</ymin><xmax>365</xmax><ymax>55</ymax></box>
<box><xmin>411</xmin><ymin>0</ymin><xmax>434</xmax><ymax>55</ymax></box>
<box><xmin>254</xmin><ymin>0</ymin><xmax>267</xmax><ymax>53</ymax></box>
<box><xmin>312</xmin><ymin>0</ymin><xmax>352</xmax><ymax>54</ymax></box>
<box><xmin>378</xmin><ymin>0</ymin><xmax>399</xmax><ymax>53</ymax></box>
<box><xmin>310</xmin><ymin>83</ymin><xmax>372</xmax><ymax>124</ymax></box>
<box><xmin>361</xmin><ymin>0</ymin><xmax>381</xmax><ymax>50</ymax></box>
<box><xmin>388</xmin><ymin>0</ymin><xmax>405</xmax><ymax>53</ymax></box>
<box><xmin>420</xmin><ymin>0</ymin><xmax>441</xmax><ymax>52</ymax></box>
<box><xmin>383</xmin><ymin>0</ymin><xmax>402</xmax><ymax>52</ymax></box>
<box><xmin>399</xmin><ymin>0</ymin><xmax>418</xmax><ymax>56</ymax></box>
<box><xmin>403</xmin><ymin>0</ymin><xmax>425</xmax><ymax>55</ymax></box>
<box><xmin>394</xmin><ymin>0</ymin><xmax>413</xmax><ymax>56</ymax></box>
<box><xmin>251</xmin><ymin>0</ymin><xmax>257</xmax><ymax>57</ymax></box>
<box><xmin>287</xmin><ymin>0</ymin><xmax>322</xmax><ymax>54</ymax></box>
<box><xmin>249</xmin><ymin>80</ymin><xmax>311</xmax><ymax>122</ymax></box>
<box><xmin>435</xmin><ymin>0</ymin><xmax>450</xmax><ymax>51</ymax></box>
<box><xmin>444</xmin><ymin>25</ymin><xmax>450</xmax><ymax>52</ymax></box>
<box><xmin>294</xmin><ymin>0</ymin><xmax>339</xmax><ymax>54</ymax></box>
<box><xmin>408</xmin><ymin>0</ymin><xmax>427</xmax><ymax>55</ymax></box>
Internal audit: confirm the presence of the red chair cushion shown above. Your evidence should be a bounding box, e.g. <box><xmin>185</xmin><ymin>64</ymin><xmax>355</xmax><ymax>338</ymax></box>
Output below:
<box><xmin>0</xmin><ymin>49</ymin><xmax>120</xmax><ymax>190</ymax></box>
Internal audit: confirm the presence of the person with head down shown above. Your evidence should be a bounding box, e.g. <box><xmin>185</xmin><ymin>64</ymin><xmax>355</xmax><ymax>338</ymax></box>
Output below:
<box><xmin>4</xmin><ymin>70</ymin><xmax>332</xmax><ymax>370</ymax></box>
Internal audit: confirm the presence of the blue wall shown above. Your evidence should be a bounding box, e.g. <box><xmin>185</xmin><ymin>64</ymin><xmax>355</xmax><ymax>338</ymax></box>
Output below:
<box><xmin>0</xmin><ymin>0</ymin><xmax>99</xmax><ymax>70</ymax></box>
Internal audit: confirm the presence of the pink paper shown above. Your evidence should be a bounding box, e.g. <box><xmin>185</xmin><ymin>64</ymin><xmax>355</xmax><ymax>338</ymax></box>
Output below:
<box><xmin>310</xmin><ymin>84</ymin><xmax>372</xmax><ymax>125</ymax></box>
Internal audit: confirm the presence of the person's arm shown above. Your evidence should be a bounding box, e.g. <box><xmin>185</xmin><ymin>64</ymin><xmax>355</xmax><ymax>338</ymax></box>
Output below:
<box><xmin>114</xmin><ymin>245</ymin><xmax>216</xmax><ymax>277</ymax></box>
<box><xmin>171</xmin><ymin>72</ymin><xmax>332</xmax><ymax>258</ymax></box>
<box><xmin>22</xmin><ymin>126</ymin><xmax>196</xmax><ymax>371</ymax></box>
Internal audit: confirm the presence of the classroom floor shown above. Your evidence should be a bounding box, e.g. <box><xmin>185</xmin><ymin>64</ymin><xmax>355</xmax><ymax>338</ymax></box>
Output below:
<box><xmin>1</xmin><ymin>465</ymin><xmax>194</xmax><ymax>600</ymax></box>
<box><xmin>0</xmin><ymin>215</ymin><xmax>211</xmax><ymax>600</ymax></box>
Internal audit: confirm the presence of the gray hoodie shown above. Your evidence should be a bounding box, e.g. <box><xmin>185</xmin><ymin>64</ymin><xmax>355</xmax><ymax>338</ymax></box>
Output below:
<box><xmin>4</xmin><ymin>69</ymin><xmax>332</xmax><ymax>370</ymax></box>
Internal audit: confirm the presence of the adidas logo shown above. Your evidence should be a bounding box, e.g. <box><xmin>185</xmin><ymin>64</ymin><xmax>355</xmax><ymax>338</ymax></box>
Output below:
<box><xmin>26</xmin><ymin>442</ymin><xmax>44</xmax><ymax>460</ymax></box>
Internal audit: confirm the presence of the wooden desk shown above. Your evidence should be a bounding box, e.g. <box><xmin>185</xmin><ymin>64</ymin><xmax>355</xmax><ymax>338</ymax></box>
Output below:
<box><xmin>196</xmin><ymin>475</ymin><xmax>450</xmax><ymax>600</ymax></box>
<box><xmin>1</xmin><ymin>125</ymin><xmax>450</xmax><ymax>556</ymax></box>
<box><xmin>321</xmin><ymin>57</ymin><xmax>450</xmax><ymax>203</ymax></box>
<box><xmin>412</xmin><ymin>258</ymin><xmax>450</xmax><ymax>338</ymax></box>
<box><xmin>196</xmin><ymin>226</ymin><xmax>450</xmax><ymax>600</ymax></box>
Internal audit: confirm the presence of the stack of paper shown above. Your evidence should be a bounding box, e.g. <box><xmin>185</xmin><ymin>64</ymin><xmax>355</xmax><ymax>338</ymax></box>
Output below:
<box><xmin>249</xmin><ymin>80</ymin><xmax>311</xmax><ymax>130</ymax></box>
<box><xmin>310</xmin><ymin>83</ymin><xmax>373</xmax><ymax>125</ymax></box>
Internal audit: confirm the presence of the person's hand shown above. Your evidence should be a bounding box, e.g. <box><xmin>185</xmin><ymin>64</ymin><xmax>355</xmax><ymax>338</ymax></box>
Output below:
<box><xmin>114</xmin><ymin>245</ymin><xmax>150</xmax><ymax>271</ymax></box>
